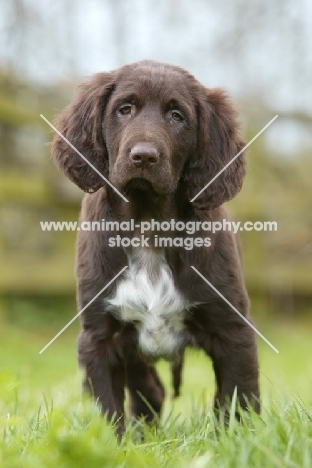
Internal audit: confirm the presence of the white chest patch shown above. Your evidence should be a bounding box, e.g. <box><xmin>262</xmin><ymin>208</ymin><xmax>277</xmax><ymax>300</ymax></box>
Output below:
<box><xmin>107</xmin><ymin>248</ymin><xmax>188</xmax><ymax>359</ymax></box>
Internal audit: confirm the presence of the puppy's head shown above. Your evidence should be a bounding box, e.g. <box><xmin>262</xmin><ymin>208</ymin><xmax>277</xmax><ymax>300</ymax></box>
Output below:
<box><xmin>51</xmin><ymin>60</ymin><xmax>246</xmax><ymax>209</ymax></box>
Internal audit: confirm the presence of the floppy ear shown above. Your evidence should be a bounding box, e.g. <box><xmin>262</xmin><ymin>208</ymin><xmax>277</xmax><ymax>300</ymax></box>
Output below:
<box><xmin>185</xmin><ymin>87</ymin><xmax>246</xmax><ymax>210</ymax></box>
<box><xmin>51</xmin><ymin>73</ymin><xmax>115</xmax><ymax>193</ymax></box>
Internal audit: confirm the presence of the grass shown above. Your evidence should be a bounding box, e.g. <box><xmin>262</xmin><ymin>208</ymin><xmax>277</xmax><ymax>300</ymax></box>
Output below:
<box><xmin>0</xmin><ymin>310</ymin><xmax>312</xmax><ymax>467</ymax></box>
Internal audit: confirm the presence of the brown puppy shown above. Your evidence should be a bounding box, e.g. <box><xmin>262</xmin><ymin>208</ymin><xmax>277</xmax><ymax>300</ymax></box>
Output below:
<box><xmin>51</xmin><ymin>60</ymin><xmax>260</xmax><ymax>435</ymax></box>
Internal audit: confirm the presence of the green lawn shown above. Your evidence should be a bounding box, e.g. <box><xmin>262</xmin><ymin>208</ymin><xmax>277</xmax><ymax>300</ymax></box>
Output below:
<box><xmin>0</xmin><ymin>314</ymin><xmax>311</xmax><ymax>467</ymax></box>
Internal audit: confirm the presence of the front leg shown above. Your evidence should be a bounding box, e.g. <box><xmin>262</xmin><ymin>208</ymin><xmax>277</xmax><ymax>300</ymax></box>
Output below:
<box><xmin>209</xmin><ymin>324</ymin><xmax>260</xmax><ymax>416</ymax></box>
<box><xmin>194</xmin><ymin>303</ymin><xmax>260</xmax><ymax>417</ymax></box>
<box><xmin>78</xmin><ymin>329</ymin><xmax>126</xmax><ymax>436</ymax></box>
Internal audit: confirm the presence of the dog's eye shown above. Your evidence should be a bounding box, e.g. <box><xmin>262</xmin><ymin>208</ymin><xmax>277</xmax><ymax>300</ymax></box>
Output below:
<box><xmin>171</xmin><ymin>110</ymin><xmax>184</xmax><ymax>122</ymax></box>
<box><xmin>118</xmin><ymin>104</ymin><xmax>132</xmax><ymax>116</ymax></box>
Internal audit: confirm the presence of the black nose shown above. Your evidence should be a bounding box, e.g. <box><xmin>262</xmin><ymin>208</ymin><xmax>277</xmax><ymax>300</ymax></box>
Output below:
<box><xmin>130</xmin><ymin>143</ymin><xmax>159</xmax><ymax>168</ymax></box>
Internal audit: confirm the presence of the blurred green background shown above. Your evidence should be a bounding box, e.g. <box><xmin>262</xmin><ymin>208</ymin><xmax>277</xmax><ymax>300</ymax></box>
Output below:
<box><xmin>0</xmin><ymin>0</ymin><xmax>311</xmax><ymax>401</ymax></box>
